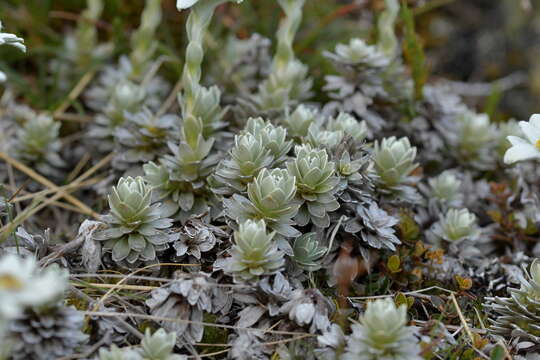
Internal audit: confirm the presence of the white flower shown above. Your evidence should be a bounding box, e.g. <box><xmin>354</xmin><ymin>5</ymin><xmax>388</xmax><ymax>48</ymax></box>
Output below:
<box><xmin>0</xmin><ymin>254</ymin><xmax>68</xmax><ymax>319</ymax></box>
<box><xmin>0</xmin><ymin>20</ymin><xmax>26</xmax><ymax>83</ymax></box>
<box><xmin>504</xmin><ymin>114</ymin><xmax>540</xmax><ymax>164</ymax></box>
<box><xmin>176</xmin><ymin>0</ymin><xmax>243</xmax><ymax>11</ymax></box>
<box><xmin>0</xmin><ymin>21</ymin><xmax>26</xmax><ymax>52</ymax></box>
<box><xmin>177</xmin><ymin>0</ymin><xmax>199</xmax><ymax>9</ymax></box>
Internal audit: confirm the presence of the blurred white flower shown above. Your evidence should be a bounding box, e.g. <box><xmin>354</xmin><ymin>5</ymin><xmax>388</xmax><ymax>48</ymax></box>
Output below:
<box><xmin>0</xmin><ymin>21</ymin><xmax>25</xmax><ymax>52</ymax></box>
<box><xmin>177</xmin><ymin>0</ymin><xmax>199</xmax><ymax>9</ymax></box>
<box><xmin>0</xmin><ymin>20</ymin><xmax>26</xmax><ymax>82</ymax></box>
<box><xmin>0</xmin><ymin>254</ymin><xmax>67</xmax><ymax>319</ymax></box>
<box><xmin>504</xmin><ymin>114</ymin><xmax>540</xmax><ymax>164</ymax></box>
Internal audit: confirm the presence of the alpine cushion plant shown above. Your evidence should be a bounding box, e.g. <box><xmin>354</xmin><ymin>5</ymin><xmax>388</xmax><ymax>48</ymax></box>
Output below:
<box><xmin>287</xmin><ymin>144</ymin><xmax>340</xmax><ymax>228</ymax></box>
<box><xmin>215</xmin><ymin>132</ymin><xmax>273</xmax><ymax>193</ymax></box>
<box><xmin>244</xmin><ymin>117</ymin><xmax>293</xmax><ymax>165</ymax></box>
<box><xmin>224</xmin><ymin>168</ymin><xmax>300</xmax><ymax>237</ymax></box>
<box><xmin>343</xmin><ymin>298</ymin><xmax>422</xmax><ymax>360</ymax></box>
<box><xmin>222</xmin><ymin>219</ymin><xmax>284</xmax><ymax>282</ymax></box>
<box><xmin>485</xmin><ymin>258</ymin><xmax>540</xmax><ymax>343</ymax></box>
<box><xmin>372</xmin><ymin>136</ymin><xmax>418</xmax><ymax>192</ymax></box>
<box><xmin>431</xmin><ymin>208</ymin><xmax>480</xmax><ymax>243</ymax></box>
<box><xmin>426</xmin><ymin>170</ymin><xmax>463</xmax><ymax>208</ymax></box>
<box><xmin>4</xmin><ymin>0</ymin><xmax>540</xmax><ymax>358</ymax></box>
<box><xmin>12</xmin><ymin>114</ymin><xmax>65</xmax><ymax>178</ymax></box>
<box><xmin>93</xmin><ymin>176</ymin><xmax>178</xmax><ymax>265</ymax></box>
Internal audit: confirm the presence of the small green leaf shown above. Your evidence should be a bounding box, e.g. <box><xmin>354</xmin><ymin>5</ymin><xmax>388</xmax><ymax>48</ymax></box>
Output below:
<box><xmin>490</xmin><ymin>345</ymin><xmax>505</xmax><ymax>360</ymax></box>
<box><xmin>395</xmin><ymin>292</ymin><xmax>414</xmax><ymax>309</ymax></box>
<box><xmin>387</xmin><ymin>254</ymin><xmax>401</xmax><ymax>273</ymax></box>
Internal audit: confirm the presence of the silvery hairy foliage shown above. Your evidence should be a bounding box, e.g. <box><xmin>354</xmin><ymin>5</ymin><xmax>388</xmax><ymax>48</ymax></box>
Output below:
<box><xmin>0</xmin><ymin>257</ymin><xmax>86</xmax><ymax>360</ymax></box>
<box><xmin>99</xmin><ymin>345</ymin><xmax>141</xmax><ymax>360</ymax></box>
<box><xmin>315</xmin><ymin>324</ymin><xmax>346</xmax><ymax>360</ymax></box>
<box><xmin>400</xmin><ymin>84</ymin><xmax>467</xmax><ymax>165</ymax></box>
<box><xmin>292</xmin><ymin>232</ymin><xmax>326</xmax><ymax>271</ymax></box>
<box><xmin>48</xmin><ymin>0</ymin><xmax>112</xmax><ymax>92</ymax></box>
<box><xmin>287</xmin><ymin>145</ymin><xmax>340</xmax><ymax>228</ymax></box>
<box><xmin>88</xmin><ymin>80</ymin><xmax>147</xmax><ymax>151</ymax></box>
<box><xmin>419</xmin><ymin>170</ymin><xmax>464</xmax><ymax>216</ymax></box>
<box><xmin>228</xmin><ymin>330</ymin><xmax>270</xmax><ymax>360</ymax></box>
<box><xmin>224</xmin><ymin>168</ymin><xmax>300</xmax><ymax>237</ymax></box>
<box><xmin>112</xmin><ymin>109</ymin><xmax>179</xmax><ymax>170</ymax></box>
<box><xmin>214</xmin><ymin>118</ymin><xmax>291</xmax><ymax>193</ymax></box>
<box><xmin>7</xmin><ymin>303</ymin><xmax>88</xmax><ymax>360</ymax></box>
<box><xmin>245</xmin><ymin>0</ymin><xmax>312</xmax><ymax>115</ymax></box>
<box><xmin>84</xmin><ymin>56</ymin><xmax>168</xmax><ymax>114</ymax></box>
<box><xmin>245</xmin><ymin>117</ymin><xmax>293</xmax><ymax>165</ymax></box>
<box><xmin>172</xmin><ymin>217</ymin><xmax>226</xmax><ymax>260</ymax></box>
<box><xmin>143</xmin><ymin>141</ymin><xmax>219</xmax><ymax>221</ymax></box>
<box><xmin>436</xmin><ymin>111</ymin><xmax>498</xmax><ymax>170</ymax></box>
<box><xmin>146</xmin><ymin>271</ymin><xmax>231</xmax><ymax>343</ymax></box>
<box><xmin>93</xmin><ymin>176</ymin><xmax>178</xmax><ymax>266</ymax></box>
<box><xmin>211</xmin><ymin>33</ymin><xmax>272</xmax><ymax>99</ymax></box>
<box><xmin>98</xmin><ymin>328</ymin><xmax>186</xmax><ymax>360</ymax></box>
<box><xmin>305</xmin><ymin>123</ymin><xmax>344</xmax><ymax>151</ymax></box>
<box><xmin>427</xmin><ymin>208</ymin><xmax>483</xmax><ymax>259</ymax></box>
<box><xmin>485</xmin><ymin>259</ymin><xmax>540</xmax><ymax>345</ymax></box>
<box><xmin>137</xmin><ymin>328</ymin><xmax>185</xmax><ymax>360</ymax></box>
<box><xmin>466</xmin><ymin>251</ymin><xmax>528</xmax><ymax>296</ymax></box>
<box><xmin>11</xmin><ymin>114</ymin><xmax>65</xmax><ymax>179</ymax></box>
<box><xmin>322</xmin><ymin>0</ymin><xmax>407</xmax><ymax>132</ymax></box>
<box><xmin>84</xmin><ymin>0</ymin><xmax>168</xmax><ymax>114</ymax></box>
<box><xmin>258</xmin><ymin>272</ymin><xmax>294</xmax><ymax>316</ymax></box>
<box><xmin>220</xmin><ymin>219</ymin><xmax>285</xmax><ymax>282</ymax></box>
<box><xmin>333</xmin><ymin>139</ymin><xmax>379</xmax><ymax>230</ymax></box>
<box><xmin>372</xmin><ymin>136</ymin><xmax>420</xmax><ymax>202</ymax></box>
<box><xmin>6</xmin><ymin>0</ymin><xmax>540</xmax><ymax>357</ymax></box>
<box><xmin>279</xmin><ymin>288</ymin><xmax>334</xmax><ymax>333</ymax></box>
<box><xmin>214</xmin><ymin>131</ymin><xmax>271</xmax><ymax>193</ymax></box>
<box><xmin>274</xmin><ymin>340</ymin><xmax>319</xmax><ymax>360</ymax></box>
<box><xmin>344</xmin><ymin>202</ymin><xmax>400</xmax><ymax>251</ymax></box>
<box><xmin>343</xmin><ymin>298</ymin><xmax>422</xmax><ymax>360</ymax></box>
<box><xmin>219</xmin><ymin>273</ymin><xmax>296</xmax><ymax>331</ymax></box>
<box><xmin>0</xmin><ymin>227</ymin><xmax>49</xmax><ymax>259</ymax></box>
<box><xmin>280</xmin><ymin>104</ymin><xmax>318</xmax><ymax>139</ymax></box>
<box><xmin>88</xmin><ymin>304</ymin><xmax>132</xmax><ymax>346</ymax></box>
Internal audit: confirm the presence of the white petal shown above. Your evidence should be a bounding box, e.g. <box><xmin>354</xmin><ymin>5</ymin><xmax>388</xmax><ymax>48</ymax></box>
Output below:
<box><xmin>177</xmin><ymin>0</ymin><xmax>199</xmax><ymax>10</ymax></box>
<box><xmin>504</xmin><ymin>143</ymin><xmax>540</xmax><ymax>164</ymax></box>
<box><xmin>519</xmin><ymin>121</ymin><xmax>540</xmax><ymax>145</ymax></box>
<box><xmin>507</xmin><ymin>135</ymin><xmax>529</xmax><ymax>146</ymax></box>
<box><xmin>530</xmin><ymin>114</ymin><xmax>540</xmax><ymax>129</ymax></box>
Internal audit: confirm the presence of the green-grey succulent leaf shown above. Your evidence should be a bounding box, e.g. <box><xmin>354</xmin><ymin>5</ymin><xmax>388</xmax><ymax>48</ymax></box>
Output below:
<box><xmin>343</xmin><ymin>298</ymin><xmax>422</xmax><ymax>360</ymax></box>
<box><xmin>287</xmin><ymin>145</ymin><xmax>340</xmax><ymax>228</ymax></box>
<box><xmin>373</xmin><ymin>136</ymin><xmax>418</xmax><ymax>189</ymax></box>
<box><xmin>94</xmin><ymin>176</ymin><xmax>177</xmax><ymax>266</ymax></box>
<box><xmin>223</xmin><ymin>219</ymin><xmax>284</xmax><ymax>282</ymax></box>
<box><xmin>292</xmin><ymin>233</ymin><xmax>326</xmax><ymax>271</ymax></box>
